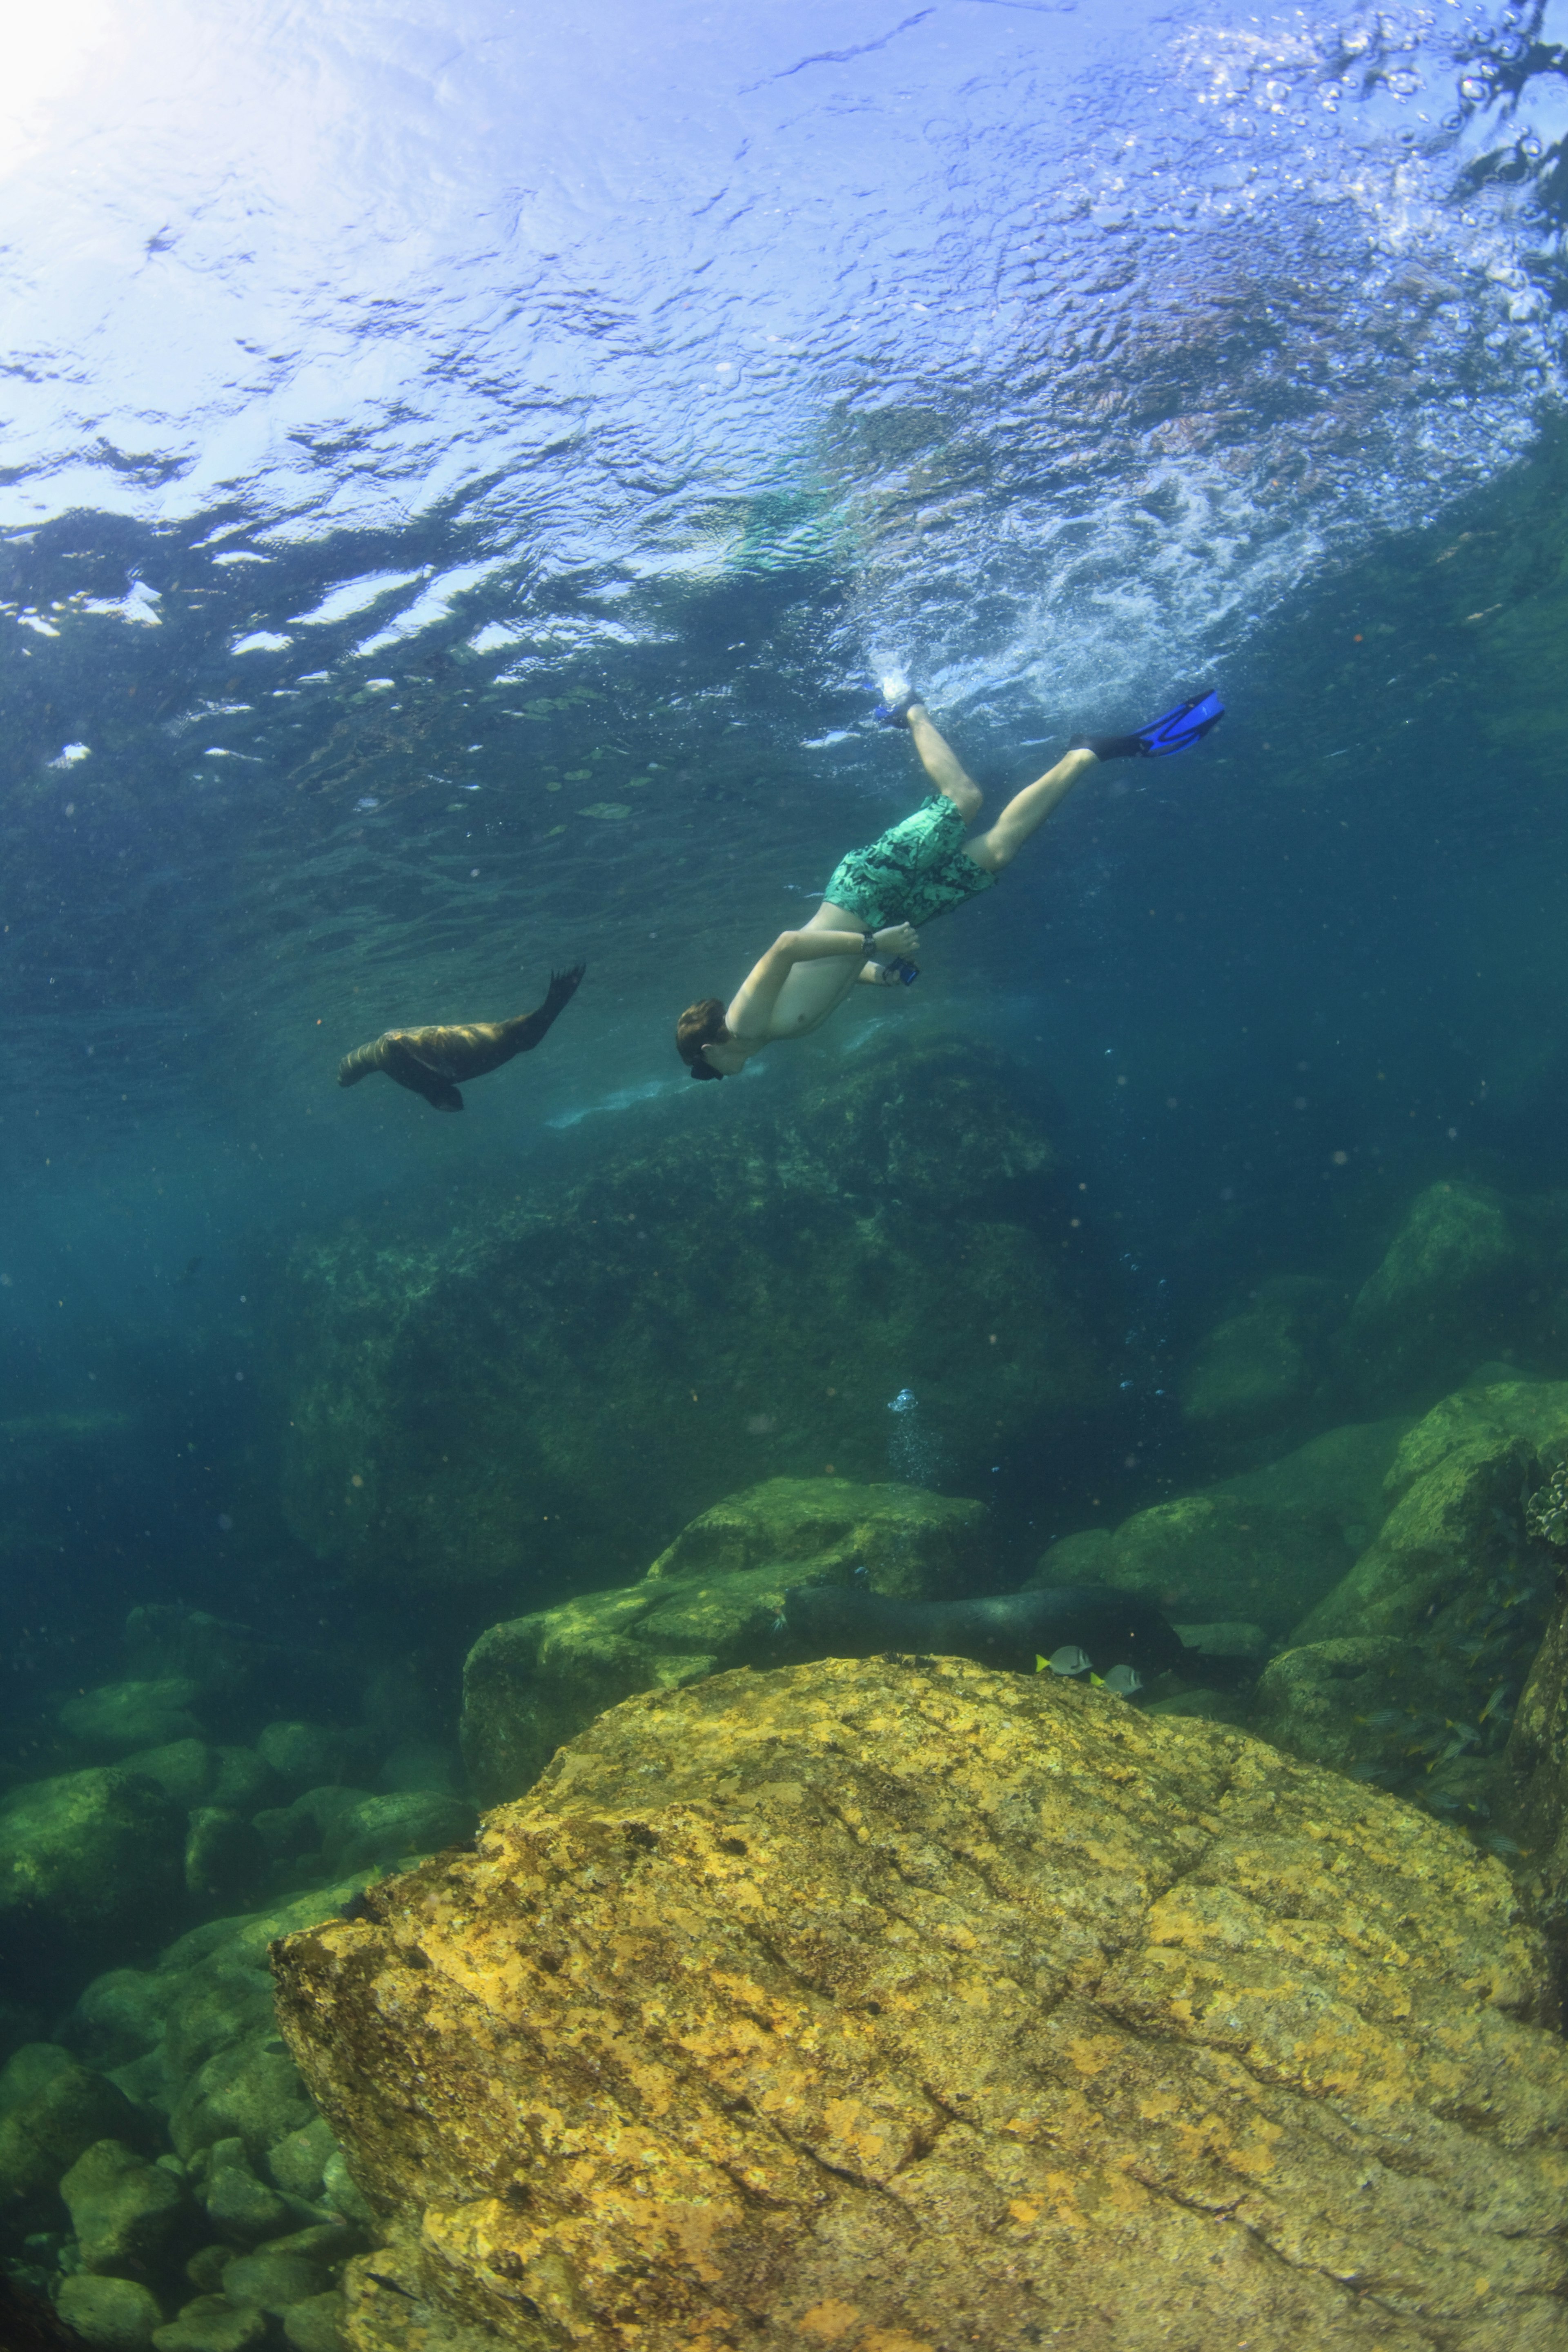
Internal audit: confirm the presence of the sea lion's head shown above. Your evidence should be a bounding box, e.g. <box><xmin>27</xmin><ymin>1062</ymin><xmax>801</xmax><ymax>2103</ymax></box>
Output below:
<box><xmin>676</xmin><ymin>998</ymin><xmax>730</xmax><ymax>1081</ymax></box>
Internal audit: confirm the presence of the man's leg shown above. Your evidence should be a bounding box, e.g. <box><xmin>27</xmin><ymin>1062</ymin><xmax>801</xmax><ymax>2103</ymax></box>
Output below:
<box><xmin>964</xmin><ymin>745</ymin><xmax>1097</xmax><ymax>875</ymax></box>
<box><xmin>906</xmin><ymin>703</ymin><xmax>982</xmax><ymax>822</ymax></box>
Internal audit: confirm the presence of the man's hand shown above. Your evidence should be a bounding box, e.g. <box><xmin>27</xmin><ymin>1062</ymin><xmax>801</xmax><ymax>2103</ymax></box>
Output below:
<box><xmin>873</xmin><ymin>923</ymin><xmax>919</xmax><ymax>958</ymax></box>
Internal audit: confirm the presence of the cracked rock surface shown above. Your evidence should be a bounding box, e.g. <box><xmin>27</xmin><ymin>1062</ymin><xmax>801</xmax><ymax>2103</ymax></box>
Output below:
<box><xmin>273</xmin><ymin>1656</ymin><xmax>1568</xmax><ymax>2352</ymax></box>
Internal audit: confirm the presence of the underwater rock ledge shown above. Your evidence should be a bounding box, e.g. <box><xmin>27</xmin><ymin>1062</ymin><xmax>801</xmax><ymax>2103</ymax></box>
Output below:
<box><xmin>272</xmin><ymin>1037</ymin><xmax>1114</xmax><ymax>1599</ymax></box>
<box><xmin>274</xmin><ymin>1655</ymin><xmax>1568</xmax><ymax>2352</ymax></box>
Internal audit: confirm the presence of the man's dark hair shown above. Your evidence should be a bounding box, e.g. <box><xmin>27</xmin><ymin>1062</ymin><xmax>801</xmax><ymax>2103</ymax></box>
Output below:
<box><xmin>676</xmin><ymin>998</ymin><xmax>729</xmax><ymax>1080</ymax></box>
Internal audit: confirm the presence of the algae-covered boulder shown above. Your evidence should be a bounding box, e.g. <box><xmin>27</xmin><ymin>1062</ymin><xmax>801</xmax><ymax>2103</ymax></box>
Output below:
<box><xmin>55</xmin><ymin>2271</ymin><xmax>165</xmax><ymax>2350</ymax></box>
<box><xmin>60</xmin><ymin>2134</ymin><xmax>189</xmax><ymax>2275</ymax></box>
<box><xmin>1179</xmin><ymin>1276</ymin><xmax>1341</xmax><ymax>1437</ymax></box>
<box><xmin>276</xmin><ymin>1653</ymin><xmax>1568</xmax><ymax>2352</ymax></box>
<box><xmin>0</xmin><ymin>1767</ymin><xmax>187</xmax><ymax>1990</ymax></box>
<box><xmin>1035</xmin><ymin>1416</ymin><xmax>1408</xmax><ymax>1637</ymax></box>
<box><xmin>1238</xmin><ymin>1383</ymin><xmax>1568</xmax><ymax>1822</ymax></box>
<box><xmin>1501</xmin><ymin>1586</ymin><xmax>1568</xmax><ymax>1936</ymax></box>
<box><xmin>1344</xmin><ymin>1180</ymin><xmax>1526</xmax><ymax>1401</ymax></box>
<box><xmin>461</xmin><ymin>1476</ymin><xmax>988</xmax><ymax>1803</ymax></box>
<box><xmin>1292</xmin><ymin>1382</ymin><xmax>1568</xmax><ymax>1648</ymax></box>
<box><xmin>275</xmin><ymin>1038</ymin><xmax>1112</xmax><ymax>1597</ymax></box>
<box><xmin>0</xmin><ymin>2044</ymin><xmax>147</xmax><ymax>2209</ymax></box>
<box><xmin>60</xmin><ymin>1682</ymin><xmax>207</xmax><ymax>1758</ymax></box>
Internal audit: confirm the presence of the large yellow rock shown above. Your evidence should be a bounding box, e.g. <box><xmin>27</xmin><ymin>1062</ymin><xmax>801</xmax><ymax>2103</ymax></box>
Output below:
<box><xmin>274</xmin><ymin>1657</ymin><xmax>1568</xmax><ymax>2352</ymax></box>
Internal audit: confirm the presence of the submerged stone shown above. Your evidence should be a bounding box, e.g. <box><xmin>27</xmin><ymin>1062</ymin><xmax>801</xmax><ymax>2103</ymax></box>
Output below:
<box><xmin>60</xmin><ymin>2135</ymin><xmax>189</xmax><ymax>2276</ymax></box>
<box><xmin>53</xmin><ymin>2272</ymin><xmax>164</xmax><ymax>2352</ymax></box>
<box><xmin>1344</xmin><ymin>1180</ymin><xmax>1526</xmax><ymax>1402</ymax></box>
<box><xmin>1035</xmin><ymin>1415</ymin><xmax>1409</xmax><ymax>1637</ymax></box>
<box><xmin>276</xmin><ymin>1654</ymin><xmax>1568</xmax><ymax>2352</ymax></box>
<box><xmin>461</xmin><ymin>1475</ymin><xmax>988</xmax><ymax>1803</ymax></box>
<box><xmin>59</xmin><ymin>1683</ymin><xmax>205</xmax><ymax>1758</ymax></box>
<box><xmin>1178</xmin><ymin>1276</ymin><xmax>1341</xmax><ymax>1438</ymax></box>
<box><xmin>275</xmin><ymin>1038</ymin><xmax>1114</xmax><ymax>1598</ymax></box>
<box><xmin>0</xmin><ymin>1766</ymin><xmax>187</xmax><ymax>1989</ymax></box>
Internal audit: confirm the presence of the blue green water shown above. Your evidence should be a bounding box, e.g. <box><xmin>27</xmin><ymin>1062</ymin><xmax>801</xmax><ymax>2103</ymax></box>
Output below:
<box><xmin>4</xmin><ymin>0</ymin><xmax>1568</xmax><ymax>1916</ymax></box>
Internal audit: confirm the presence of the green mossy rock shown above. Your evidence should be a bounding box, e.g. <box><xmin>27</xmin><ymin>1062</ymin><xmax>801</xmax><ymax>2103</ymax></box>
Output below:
<box><xmin>1034</xmin><ymin>1417</ymin><xmax>1409</xmax><ymax>1637</ymax></box>
<box><xmin>0</xmin><ymin>2046</ymin><xmax>146</xmax><ymax>2207</ymax></box>
<box><xmin>320</xmin><ymin>1793</ymin><xmax>476</xmax><ymax>1876</ymax></box>
<box><xmin>461</xmin><ymin>1476</ymin><xmax>989</xmax><ymax>1804</ymax></box>
<box><xmin>60</xmin><ymin>1683</ymin><xmax>206</xmax><ymax>1758</ymax></box>
<box><xmin>116</xmin><ymin>1743</ymin><xmax>217</xmax><ymax>1810</ymax></box>
<box><xmin>1291</xmin><ymin>1384</ymin><xmax>1568</xmax><ymax>1646</ymax></box>
<box><xmin>264</xmin><ymin>2119</ymin><xmax>336</xmax><ymax>2204</ymax></box>
<box><xmin>280</xmin><ymin>2293</ymin><xmax>346</xmax><ymax>2352</ymax></box>
<box><xmin>1250</xmin><ymin>1637</ymin><xmax>1473</xmax><ymax>1782</ymax></box>
<box><xmin>72</xmin><ymin>1971</ymin><xmax>181</xmax><ymax>2072</ymax></box>
<box><xmin>199</xmin><ymin>2139</ymin><xmax>292</xmax><ymax>2243</ymax></box>
<box><xmin>220</xmin><ymin>2249</ymin><xmax>328</xmax><ymax>2311</ymax></box>
<box><xmin>256</xmin><ymin>1726</ymin><xmax>374</xmax><ymax>1796</ymax></box>
<box><xmin>276</xmin><ymin>1653</ymin><xmax>1568</xmax><ymax>2352</ymax></box>
<box><xmin>172</xmin><ymin>2041</ymin><xmax>315</xmax><ymax>2167</ymax></box>
<box><xmin>54</xmin><ymin>2272</ymin><xmax>165</xmax><ymax>2352</ymax></box>
<box><xmin>276</xmin><ymin>1040</ymin><xmax>1112</xmax><ymax>1598</ymax></box>
<box><xmin>60</xmin><ymin>2135</ymin><xmax>189</xmax><ymax>2275</ymax></box>
<box><xmin>1343</xmin><ymin>1180</ymin><xmax>1526</xmax><ymax>1401</ymax></box>
<box><xmin>1501</xmin><ymin>1594</ymin><xmax>1568</xmax><ymax>1936</ymax></box>
<box><xmin>151</xmin><ymin>2296</ymin><xmax>269</xmax><ymax>2352</ymax></box>
<box><xmin>183</xmin><ymin>1813</ymin><xmax>267</xmax><ymax>1910</ymax></box>
<box><xmin>0</xmin><ymin>1766</ymin><xmax>187</xmax><ymax>1987</ymax></box>
<box><xmin>1179</xmin><ymin>1277</ymin><xmax>1341</xmax><ymax>1437</ymax></box>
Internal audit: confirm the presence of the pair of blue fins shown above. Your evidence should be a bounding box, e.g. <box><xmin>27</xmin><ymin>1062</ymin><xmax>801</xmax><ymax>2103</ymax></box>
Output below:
<box><xmin>874</xmin><ymin>683</ymin><xmax>1225</xmax><ymax>761</ymax></box>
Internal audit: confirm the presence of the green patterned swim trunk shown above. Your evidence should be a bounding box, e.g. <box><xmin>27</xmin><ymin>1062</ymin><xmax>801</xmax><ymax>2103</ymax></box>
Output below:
<box><xmin>824</xmin><ymin>794</ymin><xmax>995</xmax><ymax>930</ymax></box>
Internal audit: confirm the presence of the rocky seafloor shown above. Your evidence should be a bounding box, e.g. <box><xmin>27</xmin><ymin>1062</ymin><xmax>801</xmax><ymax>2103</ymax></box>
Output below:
<box><xmin>12</xmin><ymin>1103</ymin><xmax>1568</xmax><ymax>2348</ymax></box>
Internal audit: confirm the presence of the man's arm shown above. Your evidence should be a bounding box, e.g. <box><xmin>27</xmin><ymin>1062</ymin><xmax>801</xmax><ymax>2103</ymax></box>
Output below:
<box><xmin>727</xmin><ymin>924</ymin><xmax>916</xmax><ymax>1040</ymax></box>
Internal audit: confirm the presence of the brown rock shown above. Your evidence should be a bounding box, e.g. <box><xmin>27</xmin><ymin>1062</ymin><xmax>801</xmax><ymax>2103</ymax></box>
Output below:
<box><xmin>274</xmin><ymin>1657</ymin><xmax>1568</xmax><ymax>2352</ymax></box>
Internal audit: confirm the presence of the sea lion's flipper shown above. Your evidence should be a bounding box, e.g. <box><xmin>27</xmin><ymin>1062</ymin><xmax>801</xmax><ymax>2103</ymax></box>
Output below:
<box><xmin>498</xmin><ymin>963</ymin><xmax>587</xmax><ymax>1056</ymax></box>
<box><xmin>421</xmin><ymin>1078</ymin><xmax>464</xmax><ymax>1112</ymax></box>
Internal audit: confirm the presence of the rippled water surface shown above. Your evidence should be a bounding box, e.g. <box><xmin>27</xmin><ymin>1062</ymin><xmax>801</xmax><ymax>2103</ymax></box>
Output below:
<box><xmin>3</xmin><ymin>0</ymin><xmax>1568</xmax><ymax>1594</ymax></box>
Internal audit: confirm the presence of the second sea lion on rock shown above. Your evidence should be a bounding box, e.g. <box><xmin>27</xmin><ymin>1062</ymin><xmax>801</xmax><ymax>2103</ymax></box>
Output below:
<box><xmin>337</xmin><ymin>964</ymin><xmax>586</xmax><ymax>1111</ymax></box>
<box><xmin>783</xmin><ymin>1579</ymin><xmax>1193</xmax><ymax>1679</ymax></box>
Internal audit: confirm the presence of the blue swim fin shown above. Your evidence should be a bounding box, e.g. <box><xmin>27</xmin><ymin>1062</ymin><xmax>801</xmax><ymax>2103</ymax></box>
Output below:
<box><xmin>1071</xmin><ymin>688</ymin><xmax>1225</xmax><ymax>762</ymax></box>
<box><xmin>871</xmin><ymin>677</ymin><xmax>918</xmax><ymax>727</ymax></box>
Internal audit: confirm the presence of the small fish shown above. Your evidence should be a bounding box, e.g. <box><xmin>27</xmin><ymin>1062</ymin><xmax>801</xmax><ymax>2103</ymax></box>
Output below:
<box><xmin>1039</xmin><ymin>1644</ymin><xmax>1092</xmax><ymax>1677</ymax></box>
<box><xmin>1479</xmin><ymin>1684</ymin><xmax>1511</xmax><ymax>1724</ymax></box>
<box><xmin>1100</xmin><ymin>1664</ymin><xmax>1144</xmax><ymax>1697</ymax></box>
<box><xmin>1487</xmin><ymin>1833</ymin><xmax>1522</xmax><ymax>1857</ymax></box>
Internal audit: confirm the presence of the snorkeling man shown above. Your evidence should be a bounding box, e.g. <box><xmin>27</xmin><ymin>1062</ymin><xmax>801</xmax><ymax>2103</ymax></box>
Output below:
<box><xmin>674</xmin><ymin>686</ymin><xmax>1223</xmax><ymax>1080</ymax></box>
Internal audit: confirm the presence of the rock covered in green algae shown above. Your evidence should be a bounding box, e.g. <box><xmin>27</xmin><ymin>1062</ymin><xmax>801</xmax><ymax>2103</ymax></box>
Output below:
<box><xmin>460</xmin><ymin>1475</ymin><xmax>989</xmax><ymax>1804</ymax></box>
<box><xmin>0</xmin><ymin>1769</ymin><xmax>187</xmax><ymax>1990</ymax></box>
<box><xmin>1032</xmin><ymin>1415</ymin><xmax>1410</xmax><ymax>1637</ymax></box>
<box><xmin>1178</xmin><ymin>1275</ymin><xmax>1342</xmax><ymax>1439</ymax></box>
<box><xmin>54</xmin><ymin>2272</ymin><xmax>165</xmax><ymax>2351</ymax></box>
<box><xmin>1291</xmin><ymin>1381</ymin><xmax>1567</xmax><ymax>1648</ymax></box>
<box><xmin>60</xmin><ymin>1684</ymin><xmax>207</xmax><ymax>1758</ymax></box>
<box><xmin>1344</xmin><ymin>1179</ymin><xmax>1526</xmax><ymax>1402</ymax></box>
<box><xmin>274</xmin><ymin>1038</ymin><xmax>1114</xmax><ymax>1599</ymax></box>
<box><xmin>274</xmin><ymin>1654</ymin><xmax>1568</xmax><ymax>2352</ymax></box>
<box><xmin>1237</xmin><ymin>1383</ymin><xmax>1568</xmax><ymax>1821</ymax></box>
<box><xmin>0</xmin><ymin>2045</ymin><xmax>148</xmax><ymax>2210</ymax></box>
<box><xmin>60</xmin><ymin>2136</ymin><xmax>189</xmax><ymax>2276</ymax></box>
<box><xmin>1501</xmin><ymin>1592</ymin><xmax>1568</xmax><ymax>1937</ymax></box>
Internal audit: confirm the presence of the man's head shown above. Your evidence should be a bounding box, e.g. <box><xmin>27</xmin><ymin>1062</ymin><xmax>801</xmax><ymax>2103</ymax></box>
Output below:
<box><xmin>676</xmin><ymin>998</ymin><xmax>730</xmax><ymax>1080</ymax></box>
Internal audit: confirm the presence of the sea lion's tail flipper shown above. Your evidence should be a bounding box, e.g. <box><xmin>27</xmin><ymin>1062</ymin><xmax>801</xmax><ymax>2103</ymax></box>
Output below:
<box><xmin>502</xmin><ymin>963</ymin><xmax>587</xmax><ymax>1055</ymax></box>
<box><xmin>545</xmin><ymin>962</ymin><xmax>587</xmax><ymax>1016</ymax></box>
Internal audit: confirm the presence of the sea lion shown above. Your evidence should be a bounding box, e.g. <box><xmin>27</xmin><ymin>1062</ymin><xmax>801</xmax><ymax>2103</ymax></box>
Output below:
<box><xmin>337</xmin><ymin>964</ymin><xmax>586</xmax><ymax>1111</ymax></box>
<box><xmin>782</xmin><ymin>1579</ymin><xmax>1194</xmax><ymax>1678</ymax></box>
